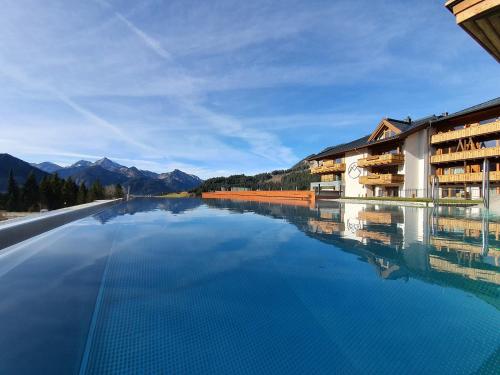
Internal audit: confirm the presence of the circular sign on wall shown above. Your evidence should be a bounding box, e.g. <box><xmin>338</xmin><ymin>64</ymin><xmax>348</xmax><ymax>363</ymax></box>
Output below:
<box><xmin>348</xmin><ymin>162</ymin><xmax>361</xmax><ymax>179</ymax></box>
<box><xmin>346</xmin><ymin>218</ymin><xmax>362</xmax><ymax>233</ymax></box>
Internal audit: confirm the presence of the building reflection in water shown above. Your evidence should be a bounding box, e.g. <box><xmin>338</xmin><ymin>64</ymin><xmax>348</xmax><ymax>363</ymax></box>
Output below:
<box><xmin>204</xmin><ymin>198</ymin><xmax>500</xmax><ymax>309</ymax></box>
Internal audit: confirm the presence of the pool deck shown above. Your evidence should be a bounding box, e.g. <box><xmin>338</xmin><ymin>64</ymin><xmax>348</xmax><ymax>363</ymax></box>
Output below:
<box><xmin>334</xmin><ymin>198</ymin><xmax>482</xmax><ymax>208</ymax></box>
<box><xmin>335</xmin><ymin>198</ymin><xmax>432</xmax><ymax>207</ymax></box>
<box><xmin>0</xmin><ymin>199</ymin><xmax>122</xmax><ymax>250</ymax></box>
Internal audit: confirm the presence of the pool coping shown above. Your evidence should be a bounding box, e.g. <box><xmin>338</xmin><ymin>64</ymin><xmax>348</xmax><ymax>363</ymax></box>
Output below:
<box><xmin>333</xmin><ymin>198</ymin><xmax>432</xmax><ymax>207</ymax></box>
<box><xmin>0</xmin><ymin>199</ymin><xmax>122</xmax><ymax>250</ymax></box>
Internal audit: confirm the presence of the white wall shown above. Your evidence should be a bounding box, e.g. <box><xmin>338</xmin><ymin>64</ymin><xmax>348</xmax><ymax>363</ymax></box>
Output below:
<box><xmin>402</xmin><ymin>129</ymin><xmax>429</xmax><ymax>198</ymax></box>
<box><xmin>344</xmin><ymin>149</ymin><xmax>368</xmax><ymax>197</ymax></box>
<box><xmin>341</xmin><ymin>203</ymin><xmax>366</xmax><ymax>242</ymax></box>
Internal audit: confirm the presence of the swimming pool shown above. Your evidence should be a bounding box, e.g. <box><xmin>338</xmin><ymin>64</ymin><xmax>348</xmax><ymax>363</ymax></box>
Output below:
<box><xmin>0</xmin><ymin>198</ymin><xmax>498</xmax><ymax>374</ymax></box>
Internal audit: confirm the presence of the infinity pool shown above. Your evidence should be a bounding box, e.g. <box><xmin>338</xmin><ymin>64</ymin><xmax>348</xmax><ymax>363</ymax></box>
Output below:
<box><xmin>0</xmin><ymin>198</ymin><xmax>498</xmax><ymax>374</ymax></box>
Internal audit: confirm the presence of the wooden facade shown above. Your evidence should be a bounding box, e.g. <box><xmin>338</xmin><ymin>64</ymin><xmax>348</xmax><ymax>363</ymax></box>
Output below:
<box><xmin>430</xmin><ymin>108</ymin><xmax>500</xmax><ymax>197</ymax></box>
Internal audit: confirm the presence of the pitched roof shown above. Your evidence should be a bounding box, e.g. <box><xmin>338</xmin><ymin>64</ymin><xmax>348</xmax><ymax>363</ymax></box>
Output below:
<box><xmin>386</xmin><ymin>118</ymin><xmax>412</xmax><ymax>132</ymax></box>
<box><xmin>308</xmin><ymin>115</ymin><xmax>436</xmax><ymax>161</ymax></box>
<box><xmin>308</xmin><ymin>135</ymin><xmax>370</xmax><ymax>161</ymax></box>
<box><xmin>307</xmin><ymin>97</ymin><xmax>500</xmax><ymax>162</ymax></box>
<box><xmin>434</xmin><ymin>97</ymin><xmax>500</xmax><ymax>123</ymax></box>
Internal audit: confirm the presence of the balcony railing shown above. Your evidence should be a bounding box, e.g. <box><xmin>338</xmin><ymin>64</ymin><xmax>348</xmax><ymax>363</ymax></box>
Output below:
<box><xmin>357</xmin><ymin>153</ymin><xmax>404</xmax><ymax>168</ymax></box>
<box><xmin>356</xmin><ymin>229</ymin><xmax>392</xmax><ymax>245</ymax></box>
<box><xmin>310</xmin><ymin>162</ymin><xmax>346</xmax><ymax>174</ymax></box>
<box><xmin>435</xmin><ymin>171</ymin><xmax>500</xmax><ymax>183</ymax></box>
<box><xmin>431</xmin><ymin>120</ymin><xmax>500</xmax><ymax>144</ymax></box>
<box><xmin>359</xmin><ymin>173</ymin><xmax>404</xmax><ymax>185</ymax></box>
<box><xmin>431</xmin><ymin>146</ymin><xmax>500</xmax><ymax>164</ymax></box>
<box><xmin>358</xmin><ymin>210</ymin><xmax>404</xmax><ymax>224</ymax></box>
<box><xmin>308</xmin><ymin>219</ymin><xmax>345</xmax><ymax>234</ymax></box>
<box><xmin>431</xmin><ymin>238</ymin><xmax>500</xmax><ymax>258</ymax></box>
<box><xmin>429</xmin><ymin>255</ymin><xmax>500</xmax><ymax>285</ymax></box>
<box><xmin>435</xmin><ymin>217</ymin><xmax>500</xmax><ymax>236</ymax></box>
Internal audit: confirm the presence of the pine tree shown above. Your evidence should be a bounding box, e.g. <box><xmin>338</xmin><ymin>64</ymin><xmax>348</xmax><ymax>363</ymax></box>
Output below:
<box><xmin>114</xmin><ymin>183</ymin><xmax>124</xmax><ymax>198</ymax></box>
<box><xmin>77</xmin><ymin>182</ymin><xmax>88</xmax><ymax>204</ymax></box>
<box><xmin>6</xmin><ymin>169</ymin><xmax>20</xmax><ymax>211</ymax></box>
<box><xmin>22</xmin><ymin>171</ymin><xmax>40</xmax><ymax>211</ymax></box>
<box><xmin>62</xmin><ymin>177</ymin><xmax>78</xmax><ymax>207</ymax></box>
<box><xmin>50</xmin><ymin>173</ymin><xmax>64</xmax><ymax>209</ymax></box>
<box><xmin>89</xmin><ymin>180</ymin><xmax>105</xmax><ymax>201</ymax></box>
<box><xmin>39</xmin><ymin>176</ymin><xmax>51</xmax><ymax>209</ymax></box>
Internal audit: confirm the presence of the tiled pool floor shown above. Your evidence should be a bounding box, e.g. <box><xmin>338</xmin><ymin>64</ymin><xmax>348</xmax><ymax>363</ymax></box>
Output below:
<box><xmin>0</xmin><ymin>198</ymin><xmax>498</xmax><ymax>374</ymax></box>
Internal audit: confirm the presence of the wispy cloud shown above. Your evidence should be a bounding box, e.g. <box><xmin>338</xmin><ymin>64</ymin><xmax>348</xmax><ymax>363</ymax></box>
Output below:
<box><xmin>94</xmin><ymin>0</ymin><xmax>297</xmax><ymax>165</ymax></box>
<box><xmin>0</xmin><ymin>0</ymin><xmax>499</xmax><ymax>177</ymax></box>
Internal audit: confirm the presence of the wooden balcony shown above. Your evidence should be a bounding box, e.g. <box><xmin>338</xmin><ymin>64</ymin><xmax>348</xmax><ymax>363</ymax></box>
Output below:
<box><xmin>429</xmin><ymin>254</ymin><xmax>500</xmax><ymax>285</ymax></box>
<box><xmin>310</xmin><ymin>161</ymin><xmax>346</xmax><ymax>174</ymax></box>
<box><xmin>358</xmin><ymin>210</ymin><xmax>404</xmax><ymax>224</ymax></box>
<box><xmin>431</xmin><ymin>120</ymin><xmax>500</xmax><ymax>144</ymax></box>
<box><xmin>357</xmin><ymin>153</ymin><xmax>404</xmax><ymax>168</ymax></box>
<box><xmin>356</xmin><ymin>229</ymin><xmax>392</xmax><ymax>245</ymax></box>
<box><xmin>435</xmin><ymin>171</ymin><xmax>500</xmax><ymax>183</ymax></box>
<box><xmin>359</xmin><ymin>173</ymin><xmax>404</xmax><ymax>186</ymax></box>
<box><xmin>431</xmin><ymin>146</ymin><xmax>500</xmax><ymax>164</ymax></box>
<box><xmin>445</xmin><ymin>0</ymin><xmax>500</xmax><ymax>62</ymax></box>
<box><xmin>435</xmin><ymin>217</ymin><xmax>500</xmax><ymax>238</ymax></box>
<box><xmin>308</xmin><ymin>219</ymin><xmax>345</xmax><ymax>234</ymax></box>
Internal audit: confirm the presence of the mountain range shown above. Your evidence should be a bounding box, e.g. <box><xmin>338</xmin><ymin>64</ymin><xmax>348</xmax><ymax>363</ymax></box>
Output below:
<box><xmin>0</xmin><ymin>154</ymin><xmax>203</xmax><ymax>195</ymax></box>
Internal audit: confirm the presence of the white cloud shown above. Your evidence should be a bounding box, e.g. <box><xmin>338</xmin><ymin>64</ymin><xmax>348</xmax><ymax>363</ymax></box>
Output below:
<box><xmin>0</xmin><ymin>0</ymin><xmax>498</xmax><ymax>178</ymax></box>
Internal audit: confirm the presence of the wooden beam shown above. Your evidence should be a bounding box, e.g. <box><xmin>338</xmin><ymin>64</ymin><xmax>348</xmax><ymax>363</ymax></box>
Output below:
<box><xmin>456</xmin><ymin>0</ymin><xmax>500</xmax><ymax>24</ymax></box>
<box><xmin>452</xmin><ymin>0</ymin><xmax>488</xmax><ymax>15</ymax></box>
<box><xmin>463</xmin><ymin>19</ymin><xmax>498</xmax><ymax>54</ymax></box>
<box><xmin>476</xmin><ymin>17</ymin><xmax>500</xmax><ymax>54</ymax></box>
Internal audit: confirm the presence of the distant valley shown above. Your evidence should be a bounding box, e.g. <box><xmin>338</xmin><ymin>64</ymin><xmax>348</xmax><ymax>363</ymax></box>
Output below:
<box><xmin>0</xmin><ymin>154</ymin><xmax>203</xmax><ymax>195</ymax></box>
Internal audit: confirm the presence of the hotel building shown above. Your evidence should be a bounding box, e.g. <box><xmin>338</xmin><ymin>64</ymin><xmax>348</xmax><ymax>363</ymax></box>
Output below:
<box><xmin>308</xmin><ymin>97</ymin><xmax>500</xmax><ymax>201</ymax></box>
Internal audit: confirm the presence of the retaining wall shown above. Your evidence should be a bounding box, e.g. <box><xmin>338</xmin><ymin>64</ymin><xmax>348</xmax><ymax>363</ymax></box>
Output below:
<box><xmin>0</xmin><ymin>199</ymin><xmax>122</xmax><ymax>250</ymax></box>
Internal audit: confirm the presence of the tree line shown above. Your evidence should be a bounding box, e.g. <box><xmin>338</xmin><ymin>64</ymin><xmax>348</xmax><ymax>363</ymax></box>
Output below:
<box><xmin>0</xmin><ymin>169</ymin><xmax>124</xmax><ymax>212</ymax></box>
<box><xmin>193</xmin><ymin>161</ymin><xmax>320</xmax><ymax>194</ymax></box>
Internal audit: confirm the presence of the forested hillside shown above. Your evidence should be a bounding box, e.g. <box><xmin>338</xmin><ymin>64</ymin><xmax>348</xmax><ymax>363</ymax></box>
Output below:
<box><xmin>193</xmin><ymin>159</ymin><xmax>319</xmax><ymax>194</ymax></box>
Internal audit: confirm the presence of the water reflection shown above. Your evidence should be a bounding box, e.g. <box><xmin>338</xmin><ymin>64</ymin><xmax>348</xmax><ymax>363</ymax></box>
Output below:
<box><xmin>93</xmin><ymin>197</ymin><xmax>202</xmax><ymax>223</ymax></box>
<box><xmin>91</xmin><ymin>197</ymin><xmax>499</xmax><ymax>308</ymax></box>
<box><xmin>205</xmin><ymin>199</ymin><xmax>500</xmax><ymax>308</ymax></box>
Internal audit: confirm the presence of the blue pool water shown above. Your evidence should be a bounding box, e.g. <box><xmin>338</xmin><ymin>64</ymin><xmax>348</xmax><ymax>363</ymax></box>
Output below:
<box><xmin>0</xmin><ymin>198</ymin><xmax>498</xmax><ymax>374</ymax></box>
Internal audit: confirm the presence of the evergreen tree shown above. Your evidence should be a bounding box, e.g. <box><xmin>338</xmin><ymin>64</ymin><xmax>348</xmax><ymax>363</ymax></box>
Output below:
<box><xmin>49</xmin><ymin>173</ymin><xmax>64</xmax><ymax>209</ymax></box>
<box><xmin>62</xmin><ymin>177</ymin><xmax>78</xmax><ymax>207</ymax></box>
<box><xmin>22</xmin><ymin>171</ymin><xmax>40</xmax><ymax>211</ymax></box>
<box><xmin>89</xmin><ymin>180</ymin><xmax>105</xmax><ymax>201</ymax></box>
<box><xmin>6</xmin><ymin>169</ymin><xmax>20</xmax><ymax>211</ymax></box>
<box><xmin>77</xmin><ymin>182</ymin><xmax>88</xmax><ymax>204</ymax></box>
<box><xmin>114</xmin><ymin>183</ymin><xmax>124</xmax><ymax>199</ymax></box>
<box><xmin>39</xmin><ymin>176</ymin><xmax>51</xmax><ymax>209</ymax></box>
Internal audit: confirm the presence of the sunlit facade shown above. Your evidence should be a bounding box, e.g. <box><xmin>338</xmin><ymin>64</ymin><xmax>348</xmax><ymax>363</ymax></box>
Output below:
<box><xmin>308</xmin><ymin>98</ymin><xmax>500</xmax><ymax>200</ymax></box>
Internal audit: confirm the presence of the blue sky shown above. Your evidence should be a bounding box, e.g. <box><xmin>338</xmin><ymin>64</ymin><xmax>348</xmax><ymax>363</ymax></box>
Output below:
<box><xmin>0</xmin><ymin>0</ymin><xmax>499</xmax><ymax>178</ymax></box>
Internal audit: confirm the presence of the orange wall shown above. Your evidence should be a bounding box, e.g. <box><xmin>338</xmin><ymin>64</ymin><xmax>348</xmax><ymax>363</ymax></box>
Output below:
<box><xmin>202</xmin><ymin>190</ymin><xmax>315</xmax><ymax>205</ymax></box>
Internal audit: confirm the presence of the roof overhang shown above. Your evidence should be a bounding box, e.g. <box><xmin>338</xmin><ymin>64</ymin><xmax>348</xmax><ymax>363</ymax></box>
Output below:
<box><xmin>445</xmin><ymin>0</ymin><xmax>500</xmax><ymax>62</ymax></box>
<box><xmin>431</xmin><ymin>97</ymin><xmax>500</xmax><ymax>126</ymax></box>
